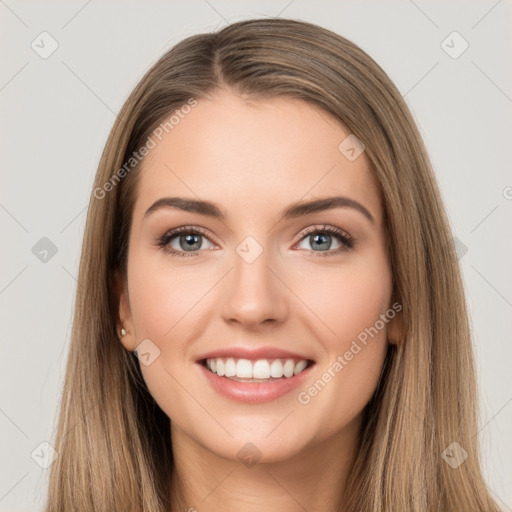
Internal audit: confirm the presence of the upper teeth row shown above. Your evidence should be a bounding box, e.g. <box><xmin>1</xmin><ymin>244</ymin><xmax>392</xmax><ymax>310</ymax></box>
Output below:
<box><xmin>206</xmin><ymin>358</ymin><xmax>308</xmax><ymax>379</ymax></box>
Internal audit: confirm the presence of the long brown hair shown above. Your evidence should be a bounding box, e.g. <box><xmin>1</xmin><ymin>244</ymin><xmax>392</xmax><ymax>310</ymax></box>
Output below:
<box><xmin>45</xmin><ymin>18</ymin><xmax>501</xmax><ymax>511</ymax></box>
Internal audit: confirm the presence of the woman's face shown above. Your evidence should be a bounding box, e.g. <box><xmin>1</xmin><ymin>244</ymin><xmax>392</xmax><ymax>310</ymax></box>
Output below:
<box><xmin>117</xmin><ymin>90</ymin><xmax>395</xmax><ymax>463</ymax></box>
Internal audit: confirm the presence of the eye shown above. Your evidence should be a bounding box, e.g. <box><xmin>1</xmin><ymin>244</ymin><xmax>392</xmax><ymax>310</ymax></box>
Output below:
<box><xmin>295</xmin><ymin>224</ymin><xmax>355</xmax><ymax>257</ymax></box>
<box><xmin>156</xmin><ymin>224</ymin><xmax>355</xmax><ymax>259</ymax></box>
<box><xmin>156</xmin><ymin>226</ymin><xmax>215</xmax><ymax>258</ymax></box>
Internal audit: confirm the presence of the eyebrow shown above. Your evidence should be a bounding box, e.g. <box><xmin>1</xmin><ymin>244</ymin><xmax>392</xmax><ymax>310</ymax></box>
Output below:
<box><xmin>144</xmin><ymin>195</ymin><xmax>375</xmax><ymax>224</ymax></box>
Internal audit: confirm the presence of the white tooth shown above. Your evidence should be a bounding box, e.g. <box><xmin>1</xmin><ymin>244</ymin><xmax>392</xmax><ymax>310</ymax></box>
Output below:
<box><xmin>236</xmin><ymin>359</ymin><xmax>253</xmax><ymax>378</ymax></box>
<box><xmin>294</xmin><ymin>360</ymin><xmax>307</xmax><ymax>375</ymax></box>
<box><xmin>216</xmin><ymin>358</ymin><xmax>225</xmax><ymax>376</ymax></box>
<box><xmin>252</xmin><ymin>359</ymin><xmax>271</xmax><ymax>379</ymax></box>
<box><xmin>283</xmin><ymin>359</ymin><xmax>295</xmax><ymax>378</ymax></box>
<box><xmin>212</xmin><ymin>357</ymin><xmax>308</xmax><ymax>380</ymax></box>
<box><xmin>225</xmin><ymin>358</ymin><xmax>236</xmax><ymax>377</ymax></box>
<box><xmin>269</xmin><ymin>359</ymin><xmax>285</xmax><ymax>378</ymax></box>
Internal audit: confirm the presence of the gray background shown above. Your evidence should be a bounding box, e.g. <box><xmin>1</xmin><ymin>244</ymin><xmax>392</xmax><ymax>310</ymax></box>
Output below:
<box><xmin>1</xmin><ymin>1</ymin><xmax>511</xmax><ymax>510</ymax></box>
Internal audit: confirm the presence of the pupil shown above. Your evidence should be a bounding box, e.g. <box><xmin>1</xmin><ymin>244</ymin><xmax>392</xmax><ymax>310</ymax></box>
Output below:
<box><xmin>181</xmin><ymin>234</ymin><xmax>201</xmax><ymax>251</ymax></box>
<box><xmin>312</xmin><ymin>233</ymin><xmax>330</xmax><ymax>251</ymax></box>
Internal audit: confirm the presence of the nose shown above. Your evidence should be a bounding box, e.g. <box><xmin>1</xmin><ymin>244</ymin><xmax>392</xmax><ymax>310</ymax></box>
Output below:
<box><xmin>221</xmin><ymin>246</ymin><xmax>289</xmax><ymax>329</ymax></box>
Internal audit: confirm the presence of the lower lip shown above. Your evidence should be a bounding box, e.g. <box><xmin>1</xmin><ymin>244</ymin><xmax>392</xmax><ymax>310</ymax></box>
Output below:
<box><xmin>197</xmin><ymin>361</ymin><xmax>315</xmax><ymax>404</ymax></box>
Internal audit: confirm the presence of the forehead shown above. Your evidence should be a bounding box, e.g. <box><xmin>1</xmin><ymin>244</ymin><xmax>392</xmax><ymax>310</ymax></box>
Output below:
<box><xmin>133</xmin><ymin>91</ymin><xmax>382</xmax><ymax>223</ymax></box>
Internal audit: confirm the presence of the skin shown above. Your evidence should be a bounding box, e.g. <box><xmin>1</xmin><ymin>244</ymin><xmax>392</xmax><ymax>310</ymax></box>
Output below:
<box><xmin>116</xmin><ymin>89</ymin><xmax>400</xmax><ymax>511</ymax></box>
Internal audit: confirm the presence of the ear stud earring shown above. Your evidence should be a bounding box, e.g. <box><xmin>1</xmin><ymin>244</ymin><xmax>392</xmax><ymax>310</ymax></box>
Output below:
<box><xmin>120</xmin><ymin>328</ymin><xmax>128</xmax><ymax>337</ymax></box>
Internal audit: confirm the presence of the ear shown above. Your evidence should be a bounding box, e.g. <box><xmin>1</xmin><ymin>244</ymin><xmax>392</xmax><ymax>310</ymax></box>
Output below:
<box><xmin>387</xmin><ymin>307</ymin><xmax>404</xmax><ymax>346</ymax></box>
<box><xmin>113</xmin><ymin>270</ymin><xmax>137</xmax><ymax>352</ymax></box>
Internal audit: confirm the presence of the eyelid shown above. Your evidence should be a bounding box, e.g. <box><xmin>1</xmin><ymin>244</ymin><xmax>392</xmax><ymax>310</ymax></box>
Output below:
<box><xmin>295</xmin><ymin>224</ymin><xmax>351</xmax><ymax>242</ymax></box>
<box><xmin>160</xmin><ymin>225</ymin><xmax>215</xmax><ymax>239</ymax></box>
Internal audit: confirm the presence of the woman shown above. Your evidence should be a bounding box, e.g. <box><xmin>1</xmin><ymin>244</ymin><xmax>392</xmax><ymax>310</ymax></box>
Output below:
<box><xmin>45</xmin><ymin>18</ymin><xmax>502</xmax><ymax>511</ymax></box>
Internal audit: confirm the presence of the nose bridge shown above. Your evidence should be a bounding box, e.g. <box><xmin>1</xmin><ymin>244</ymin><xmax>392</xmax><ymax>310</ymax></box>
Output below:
<box><xmin>221</xmin><ymin>235</ymin><xmax>288</xmax><ymax>326</ymax></box>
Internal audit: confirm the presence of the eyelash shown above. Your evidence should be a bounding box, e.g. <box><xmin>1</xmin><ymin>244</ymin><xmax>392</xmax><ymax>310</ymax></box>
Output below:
<box><xmin>156</xmin><ymin>225</ymin><xmax>356</xmax><ymax>259</ymax></box>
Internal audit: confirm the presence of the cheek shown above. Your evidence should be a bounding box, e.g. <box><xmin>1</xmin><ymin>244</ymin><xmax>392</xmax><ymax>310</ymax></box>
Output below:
<box><xmin>127</xmin><ymin>251</ymin><xmax>212</xmax><ymax>341</ymax></box>
<box><xmin>293</xmin><ymin>258</ymin><xmax>392</xmax><ymax>430</ymax></box>
<box><xmin>297</xmin><ymin>257</ymin><xmax>393</xmax><ymax>348</ymax></box>
<box><xmin>126</xmin><ymin>253</ymin><xmax>209</xmax><ymax>424</ymax></box>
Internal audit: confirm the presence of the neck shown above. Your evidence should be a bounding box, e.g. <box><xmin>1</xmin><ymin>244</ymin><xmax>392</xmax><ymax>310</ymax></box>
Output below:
<box><xmin>169</xmin><ymin>417</ymin><xmax>360</xmax><ymax>512</ymax></box>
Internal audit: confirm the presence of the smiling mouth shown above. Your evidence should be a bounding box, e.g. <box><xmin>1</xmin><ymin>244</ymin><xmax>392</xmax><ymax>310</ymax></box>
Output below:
<box><xmin>200</xmin><ymin>357</ymin><xmax>315</xmax><ymax>382</ymax></box>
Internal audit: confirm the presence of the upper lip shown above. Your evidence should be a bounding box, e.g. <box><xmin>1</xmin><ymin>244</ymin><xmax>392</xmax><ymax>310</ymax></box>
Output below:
<box><xmin>197</xmin><ymin>346</ymin><xmax>315</xmax><ymax>362</ymax></box>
